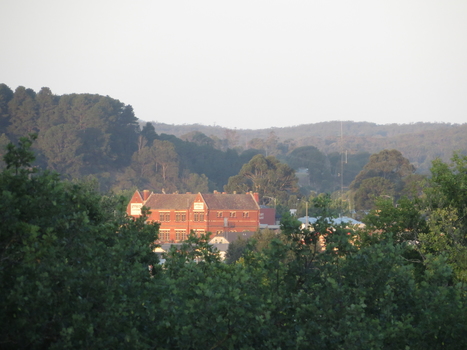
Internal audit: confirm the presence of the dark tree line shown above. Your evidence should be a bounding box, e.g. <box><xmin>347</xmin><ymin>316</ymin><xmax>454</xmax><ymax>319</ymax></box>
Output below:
<box><xmin>2</xmin><ymin>138</ymin><xmax>466</xmax><ymax>349</ymax></box>
<box><xmin>1</xmin><ymin>83</ymin><xmax>438</xmax><ymax>215</ymax></box>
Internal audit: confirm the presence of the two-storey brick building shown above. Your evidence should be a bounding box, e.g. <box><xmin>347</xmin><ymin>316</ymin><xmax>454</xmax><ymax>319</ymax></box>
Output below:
<box><xmin>127</xmin><ymin>190</ymin><xmax>260</xmax><ymax>242</ymax></box>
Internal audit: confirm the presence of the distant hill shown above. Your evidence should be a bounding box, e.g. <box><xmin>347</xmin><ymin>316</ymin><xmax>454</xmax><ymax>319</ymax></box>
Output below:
<box><xmin>2</xmin><ymin>82</ymin><xmax>464</xmax><ymax>195</ymax></box>
<box><xmin>149</xmin><ymin>121</ymin><xmax>466</xmax><ymax>173</ymax></box>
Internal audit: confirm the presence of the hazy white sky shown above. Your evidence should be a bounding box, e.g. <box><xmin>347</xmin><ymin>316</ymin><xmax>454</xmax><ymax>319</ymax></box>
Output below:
<box><xmin>1</xmin><ymin>0</ymin><xmax>466</xmax><ymax>129</ymax></box>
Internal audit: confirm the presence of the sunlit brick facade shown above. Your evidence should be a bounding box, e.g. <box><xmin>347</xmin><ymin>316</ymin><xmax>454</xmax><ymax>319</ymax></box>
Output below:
<box><xmin>127</xmin><ymin>190</ymin><xmax>260</xmax><ymax>243</ymax></box>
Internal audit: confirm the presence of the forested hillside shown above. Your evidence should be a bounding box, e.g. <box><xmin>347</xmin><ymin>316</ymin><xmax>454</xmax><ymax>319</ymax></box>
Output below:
<box><xmin>2</xmin><ymin>83</ymin><xmax>465</xmax><ymax>202</ymax></box>
<box><xmin>153</xmin><ymin>120</ymin><xmax>467</xmax><ymax>173</ymax></box>
<box><xmin>0</xmin><ymin>84</ymin><xmax>263</xmax><ymax>194</ymax></box>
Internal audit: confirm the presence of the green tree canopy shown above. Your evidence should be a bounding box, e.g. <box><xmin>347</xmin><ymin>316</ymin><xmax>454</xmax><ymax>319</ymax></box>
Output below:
<box><xmin>286</xmin><ymin>145</ymin><xmax>330</xmax><ymax>192</ymax></box>
<box><xmin>0</xmin><ymin>135</ymin><xmax>160</xmax><ymax>348</ymax></box>
<box><xmin>421</xmin><ymin>153</ymin><xmax>467</xmax><ymax>281</ymax></box>
<box><xmin>7</xmin><ymin>86</ymin><xmax>39</xmax><ymax>138</ymax></box>
<box><xmin>0</xmin><ymin>83</ymin><xmax>14</xmax><ymax>132</ymax></box>
<box><xmin>351</xmin><ymin>149</ymin><xmax>417</xmax><ymax>211</ymax></box>
<box><xmin>351</xmin><ymin>149</ymin><xmax>415</xmax><ymax>189</ymax></box>
<box><xmin>2</xmin><ymin>138</ymin><xmax>467</xmax><ymax>349</ymax></box>
<box><xmin>225</xmin><ymin>154</ymin><xmax>299</xmax><ymax>205</ymax></box>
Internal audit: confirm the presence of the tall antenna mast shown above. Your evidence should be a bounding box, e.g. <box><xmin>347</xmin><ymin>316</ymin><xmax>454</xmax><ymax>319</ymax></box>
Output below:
<box><xmin>340</xmin><ymin>121</ymin><xmax>344</xmax><ymax>198</ymax></box>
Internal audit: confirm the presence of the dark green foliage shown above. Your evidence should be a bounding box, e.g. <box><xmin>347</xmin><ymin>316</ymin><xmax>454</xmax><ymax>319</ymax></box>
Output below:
<box><xmin>7</xmin><ymin>86</ymin><xmax>39</xmax><ymax>138</ymax></box>
<box><xmin>3</xmin><ymin>134</ymin><xmax>37</xmax><ymax>174</ymax></box>
<box><xmin>153</xmin><ymin>120</ymin><xmax>467</xmax><ymax>175</ymax></box>
<box><xmin>225</xmin><ymin>237</ymin><xmax>249</xmax><ymax>264</ymax></box>
<box><xmin>0</xmin><ymin>136</ymin><xmax>160</xmax><ymax>349</ymax></box>
<box><xmin>6</xmin><ymin>83</ymin><xmax>463</xmax><ymax>197</ymax></box>
<box><xmin>225</xmin><ymin>154</ymin><xmax>299</xmax><ymax>205</ymax></box>
<box><xmin>139</xmin><ymin>121</ymin><xmax>158</xmax><ymax>149</ymax></box>
<box><xmin>351</xmin><ymin>149</ymin><xmax>417</xmax><ymax>211</ymax></box>
<box><xmin>421</xmin><ymin>153</ymin><xmax>467</xmax><ymax>282</ymax></box>
<box><xmin>158</xmin><ymin>133</ymin><xmax>258</xmax><ymax>191</ymax></box>
<box><xmin>2</xmin><ymin>137</ymin><xmax>467</xmax><ymax>349</ymax></box>
<box><xmin>225</xmin><ymin>229</ymin><xmax>281</xmax><ymax>264</ymax></box>
<box><xmin>0</xmin><ymin>83</ymin><xmax>14</xmax><ymax>132</ymax></box>
<box><xmin>364</xmin><ymin>196</ymin><xmax>428</xmax><ymax>243</ymax></box>
<box><xmin>4</xmin><ymin>87</ymin><xmax>140</xmax><ymax>181</ymax></box>
<box><xmin>351</xmin><ymin>149</ymin><xmax>415</xmax><ymax>189</ymax></box>
<box><xmin>286</xmin><ymin>145</ymin><xmax>331</xmax><ymax>192</ymax></box>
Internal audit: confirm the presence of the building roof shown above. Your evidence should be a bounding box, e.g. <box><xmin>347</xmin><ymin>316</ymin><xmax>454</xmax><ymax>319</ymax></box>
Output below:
<box><xmin>202</xmin><ymin>193</ymin><xmax>259</xmax><ymax>210</ymax></box>
<box><xmin>142</xmin><ymin>192</ymin><xmax>259</xmax><ymax>211</ymax></box>
<box><xmin>223</xmin><ymin>231</ymin><xmax>256</xmax><ymax>242</ymax></box>
<box><xmin>144</xmin><ymin>193</ymin><xmax>198</xmax><ymax>210</ymax></box>
<box><xmin>211</xmin><ymin>243</ymin><xmax>229</xmax><ymax>252</ymax></box>
<box><xmin>297</xmin><ymin>216</ymin><xmax>364</xmax><ymax>226</ymax></box>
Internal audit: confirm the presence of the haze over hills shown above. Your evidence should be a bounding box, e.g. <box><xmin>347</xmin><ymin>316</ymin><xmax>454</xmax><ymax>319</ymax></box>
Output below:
<box><xmin>149</xmin><ymin>120</ymin><xmax>467</xmax><ymax>173</ymax></box>
<box><xmin>151</xmin><ymin>120</ymin><xmax>459</xmax><ymax>139</ymax></box>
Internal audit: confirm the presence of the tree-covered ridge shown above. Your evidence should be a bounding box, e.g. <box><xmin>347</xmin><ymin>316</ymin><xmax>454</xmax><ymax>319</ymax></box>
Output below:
<box><xmin>0</xmin><ymin>84</ymin><xmax>265</xmax><ymax>193</ymax></box>
<box><xmin>0</xmin><ymin>83</ymin><xmax>376</xmax><ymax>198</ymax></box>
<box><xmin>2</xmin><ymin>138</ymin><xmax>466</xmax><ymax>348</ymax></box>
<box><xmin>3</xmin><ymin>82</ymin><xmax>463</xmax><ymax>215</ymax></box>
<box><xmin>0</xmin><ymin>84</ymin><xmax>139</xmax><ymax>173</ymax></box>
<box><xmin>153</xmin><ymin>120</ymin><xmax>466</xmax><ymax>173</ymax></box>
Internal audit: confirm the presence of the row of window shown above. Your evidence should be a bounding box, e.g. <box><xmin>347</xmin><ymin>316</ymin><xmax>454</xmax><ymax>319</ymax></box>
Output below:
<box><xmin>216</xmin><ymin>211</ymin><xmax>250</xmax><ymax>218</ymax></box>
<box><xmin>160</xmin><ymin>212</ymin><xmax>187</xmax><ymax>222</ymax></box>
<box><xmin>159</xmin><ymin>229</ymin><xmax>206</xmax><ymax>242</ymax></box>
<box><xmin>159</xmin><ymin>211</ymin><xmax>252</xmax><ymax>222</ymax></box>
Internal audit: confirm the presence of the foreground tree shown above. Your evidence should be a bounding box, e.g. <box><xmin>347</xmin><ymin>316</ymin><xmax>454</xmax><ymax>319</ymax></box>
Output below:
<box><xmin>0</xmin><ymin>136</ymin><xmax>160</xmax><ymax>349</ymax></box>
<box><xmin>421</xmin><ymin>152</ymin><xmax>467</xmax><ymax>282</ymax></box>
<box><xmin>2</xmin><ymin>137</ymin><xmax>466</xmax><ymax>349</ymax></box>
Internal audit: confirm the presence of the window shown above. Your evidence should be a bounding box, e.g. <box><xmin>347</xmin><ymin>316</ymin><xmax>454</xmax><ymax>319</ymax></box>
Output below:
<box><xmin>243</xmin><ymin>212</ymin><xmax>249</xmax><ymax>218</ymax></box>
<box><xmin>159</xmin><ymin>212</ymin><xmax>170</xmax><ymax>222</ymax></box>
<box><xmin>176</xmin><ymin>212</ymin><xmax>186</xmax><ymax>222</ymax></box>
<box><xmin>194</xmin><ymin>212</ymin><xmax>204</xmax><ymax>222</ymax></box>
<box><xmin>230</xmin><ymin>212</ymin><xmax>236</xmax><ymax>218</ymax></box>
<box><xmin>217</xmin><ymin>211</ymin><xmax>223</xmax><ymax>218</ymax></box>
<box><xmin>175</xmin><ymin>230</ymin><xmax>187</xmax><ymax>242</ymax></box>
<box><xmin>160</xmin><ymin>229</ymin><xmax>170</xmax><ymax>241</ymax></box>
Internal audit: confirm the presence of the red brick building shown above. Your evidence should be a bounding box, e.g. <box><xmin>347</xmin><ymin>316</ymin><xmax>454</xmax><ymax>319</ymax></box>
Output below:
<box><xmin>127</xmin><ymin>190</ymin><xmax>260</xmax><ymax>242</ymax></box>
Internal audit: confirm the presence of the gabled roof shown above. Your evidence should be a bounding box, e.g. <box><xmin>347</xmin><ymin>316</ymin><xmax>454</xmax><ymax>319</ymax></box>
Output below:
<box><xmin>144</xmin><ymin>194</ymin><xmax>198</xmax><ymax>210</ymax></box>
<box><xmin>202</xmin><ymin>193</ymin><xmax>259</xmax><ymax>210</ymax></box>
<box><xmin>130</xmin><ymin>190</ymin><xmax>143</xmax><ymax>203</ymax></box>
<box><xmin>142</xmin><ymin>192</ymin><xmax>260</xmax><ymax>211</ymax></box>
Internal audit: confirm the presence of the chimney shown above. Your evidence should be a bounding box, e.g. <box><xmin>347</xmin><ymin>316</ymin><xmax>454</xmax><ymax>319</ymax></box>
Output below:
<box><xmin>253</xmin><ymin>192</ymin><xmax>260</xmax><ymax>204</ymax></box>
<box><xmin>142</xmin><ymin>190</ymin><xmax>150</xmax><ymax>201</ymax></box>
